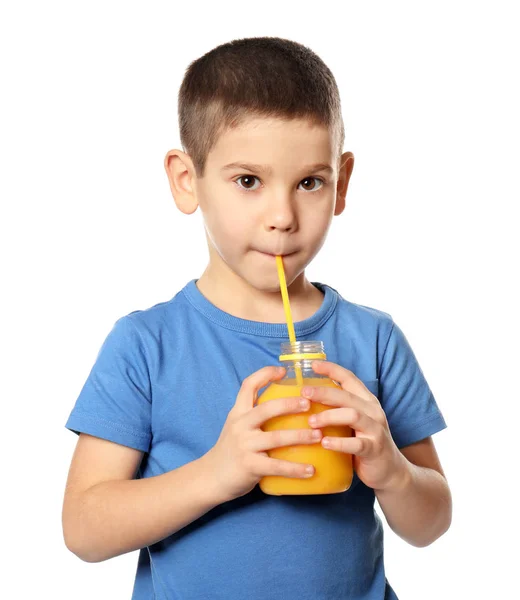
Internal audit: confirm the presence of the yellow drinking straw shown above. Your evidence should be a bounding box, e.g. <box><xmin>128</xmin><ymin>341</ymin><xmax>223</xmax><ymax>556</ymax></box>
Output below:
<box><xmin>276</xmin><ymin>255</ymin><xmax>304</xmax><ymax>386</ymax></box>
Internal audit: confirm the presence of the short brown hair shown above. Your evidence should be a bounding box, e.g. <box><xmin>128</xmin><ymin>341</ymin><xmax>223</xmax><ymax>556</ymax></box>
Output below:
<box><xmin>178</xmin><ymin>36</ymin><xmax>345</xmax><ymax>178</ymax></box>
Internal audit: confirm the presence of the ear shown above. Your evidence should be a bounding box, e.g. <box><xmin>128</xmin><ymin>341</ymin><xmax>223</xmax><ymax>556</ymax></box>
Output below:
<box><xmin>334</xmin><ymin>151</ymin><xmax>354</xmax><ymax>216</ymax></box>
<box><xmin>163</xmin><ymin>149</ymin><xmax>199</xmax><ymax>214</ymax></box>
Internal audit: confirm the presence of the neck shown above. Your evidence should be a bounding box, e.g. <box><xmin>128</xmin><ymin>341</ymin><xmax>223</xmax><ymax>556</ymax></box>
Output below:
<box><xmin>196</xmin><ymin>259</ymin><xmax>324</xmax><ymax>324</ymax></box>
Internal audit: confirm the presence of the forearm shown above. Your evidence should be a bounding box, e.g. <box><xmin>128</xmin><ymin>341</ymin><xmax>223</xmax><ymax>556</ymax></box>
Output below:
<box><xmin>66</xmin><ymin>453</ymin><xmax>226</xmax><ymax>563</ymax></box>
<box><xmin>375</xmin><ymin>459</ymin><xmax>452</xmax><ymax>547</ymax></box>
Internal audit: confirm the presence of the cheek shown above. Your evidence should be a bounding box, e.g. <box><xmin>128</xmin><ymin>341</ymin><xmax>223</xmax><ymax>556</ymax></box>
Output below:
<box><xmin>222</xmin><ymin>212</ymin><xmax>250</xmax><ymax>240</ymax></box>
<box><xmin>204</xmin><ymin>208</ymin><xmax>251</xmax><ymax>253</ymax></box>
<box><xmin>303</xmin><ymin>208</ymin><xmax>333</xmax><ymax>240</ymax></box>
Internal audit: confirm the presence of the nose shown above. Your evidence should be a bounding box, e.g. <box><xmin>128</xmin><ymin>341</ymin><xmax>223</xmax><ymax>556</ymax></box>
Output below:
<box><xmin>263</xmin><ymin>194</ymin><xmax>298</xmax><ymax>233</ymax></box>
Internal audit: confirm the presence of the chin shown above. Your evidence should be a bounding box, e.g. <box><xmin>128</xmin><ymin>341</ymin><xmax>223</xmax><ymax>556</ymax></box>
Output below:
<box><xmin>226</xmin><ymin>251</ymin><xmax>308</xmax><ymax>291</ymax></box>
<box><xmin>246</xmin><ymin>269</ymin><xmax>306</xmax><ymax>293</ymax></box>
<box><xmin>243</xmin><ymin>274</ymin><xmax>280</xmax><ymax>293</ymax></box>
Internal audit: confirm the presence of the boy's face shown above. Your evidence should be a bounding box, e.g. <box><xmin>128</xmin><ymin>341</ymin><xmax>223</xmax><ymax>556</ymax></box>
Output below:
<box><xmin>167</xmin><ymin>116</ymin><xmax>353</xmax><ymax>292</ymax></box>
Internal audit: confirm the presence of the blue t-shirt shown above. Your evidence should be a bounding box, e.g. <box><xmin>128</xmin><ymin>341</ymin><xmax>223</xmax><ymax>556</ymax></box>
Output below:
<box><xmin>65</xmin><ymin>280</ymin><xmax>447</xmax><ymax>600</ymax></box>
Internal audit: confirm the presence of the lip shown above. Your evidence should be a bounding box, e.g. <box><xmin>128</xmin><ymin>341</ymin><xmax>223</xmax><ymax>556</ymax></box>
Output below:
<box><xmin>255</xmin><ymin>250</ymin><xmax>297</xmax><ymax>258</ymax></box>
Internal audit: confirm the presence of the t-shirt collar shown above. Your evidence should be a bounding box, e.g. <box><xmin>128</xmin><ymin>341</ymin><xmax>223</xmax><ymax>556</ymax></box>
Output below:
<box><xmin>182</xmin><ymin>279</ymin><xmax>337</xmax><ymax>337</ymax></box>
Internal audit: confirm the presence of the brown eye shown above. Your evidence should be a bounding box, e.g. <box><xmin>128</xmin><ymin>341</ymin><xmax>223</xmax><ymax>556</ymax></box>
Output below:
<box><xmin>299</xmin><ymin>177</ymin><xmax>323</xmax><ymax>192</ymax></box>
<box><xmin>236</xmin><ymin>175</ymin><xmax>260</xmax><ymax>191</ymax></box>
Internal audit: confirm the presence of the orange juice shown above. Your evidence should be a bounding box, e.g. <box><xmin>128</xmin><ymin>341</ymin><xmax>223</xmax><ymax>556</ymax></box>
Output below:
<box><xmin>257</xmin><ymin>376</ymin><xmax>354</xmax><ymax>495</ymax></box>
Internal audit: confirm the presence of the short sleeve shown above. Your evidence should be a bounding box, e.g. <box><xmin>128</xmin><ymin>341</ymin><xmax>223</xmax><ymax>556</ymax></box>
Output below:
<box><xmin>378</xmin><ymin>320</ymin><xmax>447</xmax><ymax>448</ymax></box>
<box><xmin>65</xmin><ymin>316</ymin><xmax>152</xmax><ymax>452</ymax></box>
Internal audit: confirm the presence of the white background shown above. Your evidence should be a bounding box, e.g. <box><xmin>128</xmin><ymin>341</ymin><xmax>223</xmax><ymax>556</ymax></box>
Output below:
<box><xmin>1</xmin><ymin>1</ymin><xmax>518</xmax><ymax>598</ymax></box>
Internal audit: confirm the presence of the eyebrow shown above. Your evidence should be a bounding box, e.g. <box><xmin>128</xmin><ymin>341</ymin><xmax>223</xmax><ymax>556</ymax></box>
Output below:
<box><xmin>220</xmin><ymin>162</ymin><xmax>334</xmax><ymax>175</ymax></box>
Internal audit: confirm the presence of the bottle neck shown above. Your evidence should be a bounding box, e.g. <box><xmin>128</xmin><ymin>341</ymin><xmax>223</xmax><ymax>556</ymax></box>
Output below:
<box><xmin>279</xmin><ymin>341</ymin><xmax>327</xmax><ymax>381</ymax></box>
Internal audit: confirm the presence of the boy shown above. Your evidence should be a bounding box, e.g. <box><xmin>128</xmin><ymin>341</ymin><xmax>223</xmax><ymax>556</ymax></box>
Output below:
<box><xmin>63</xmin><ymin>36</ymin><xmax>451</xmax><ymax>599</ymax></box>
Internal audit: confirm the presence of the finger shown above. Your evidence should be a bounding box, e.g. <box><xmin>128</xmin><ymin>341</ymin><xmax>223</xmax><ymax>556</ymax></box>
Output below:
<box><xmin>321</xmin><ymin>435</ymin><xmax>372</xmax><ymax>456</ymax></box>
<box><xmin>311</xmin><ymin>361</ymin><xmax>374</xmax><ymax>401</ymax></box>
<box><xmin>252</xmin><ymin>427</ymin><xmax>323</xmax><ymax>452</ymax></box>
<box><xmin>302</xmin><ymin>384</ymin><xmax>373</xmax><ymax>415</ymax></box>
<box><xmin>256</xmin><ymin>455</ymin><xmax>316</xmax><ymax>479</ymax></box>
<box><xmin>308</xmin><ymin>407</ymin><xmax>376</xmax><ymax>434</ymax></box>
<box><xmin>235</xmin><ymin>366</ymin><xmax>286</xmax><ymax>416</ymax></box>
<box><xmin>247</xmin><ymin>395</ymin><xmax>311</xmax><ymax>430</ymax></box>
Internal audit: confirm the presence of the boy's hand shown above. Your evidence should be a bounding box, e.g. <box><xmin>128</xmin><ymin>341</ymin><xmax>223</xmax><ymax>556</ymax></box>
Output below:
<box><xmin>205</xmin><ymin>366</ymin><xmax>320</xmax><ymax>503</ymax></box>
<box><xmin>302</xmin><ymin>361</ymin><xmax>408</xmax><ymax>492</ymax></box>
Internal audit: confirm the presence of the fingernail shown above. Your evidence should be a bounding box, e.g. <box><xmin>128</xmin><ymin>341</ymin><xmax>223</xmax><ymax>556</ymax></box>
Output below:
<box><xmin>311</xmin><ymin>429</ymin><xmax>322</xmax><ymax>439</ymax></box>
<box><xmin>309</xmin><ymin>414</ymin><xmax>317</xmax><ymax>425</ymax></box>
<box><xmin>322</xmin><ymin>438</ymin><xmax>331</xmax><ymax>448</ymax></box>
<box><xmin>299</xmin><ymin>398</ymin><xmax>310</xmax><ymax>410</ymax></box>
<box><xmin>305</xmin><ymin>465</ymin><xmax>314</xmax><ymax>476</ymax></box>
<box><xmin>302</xmin><ymin>386</ymin><xmax>313</xmax><ymax>398</ymax></box>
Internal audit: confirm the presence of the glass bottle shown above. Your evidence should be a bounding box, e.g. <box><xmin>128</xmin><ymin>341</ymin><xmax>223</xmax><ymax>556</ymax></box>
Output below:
<box><xmin>256</xmin><ymin>341</ymin><xmax>354</xmax><ymax>495</ymax></box>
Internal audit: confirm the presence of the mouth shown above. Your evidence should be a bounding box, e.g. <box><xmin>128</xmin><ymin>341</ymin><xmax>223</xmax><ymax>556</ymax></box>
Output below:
<box><xmin>255</xmin><ymin>250</ymin><xmax>297</xmax><ymax>259</ymax></box>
